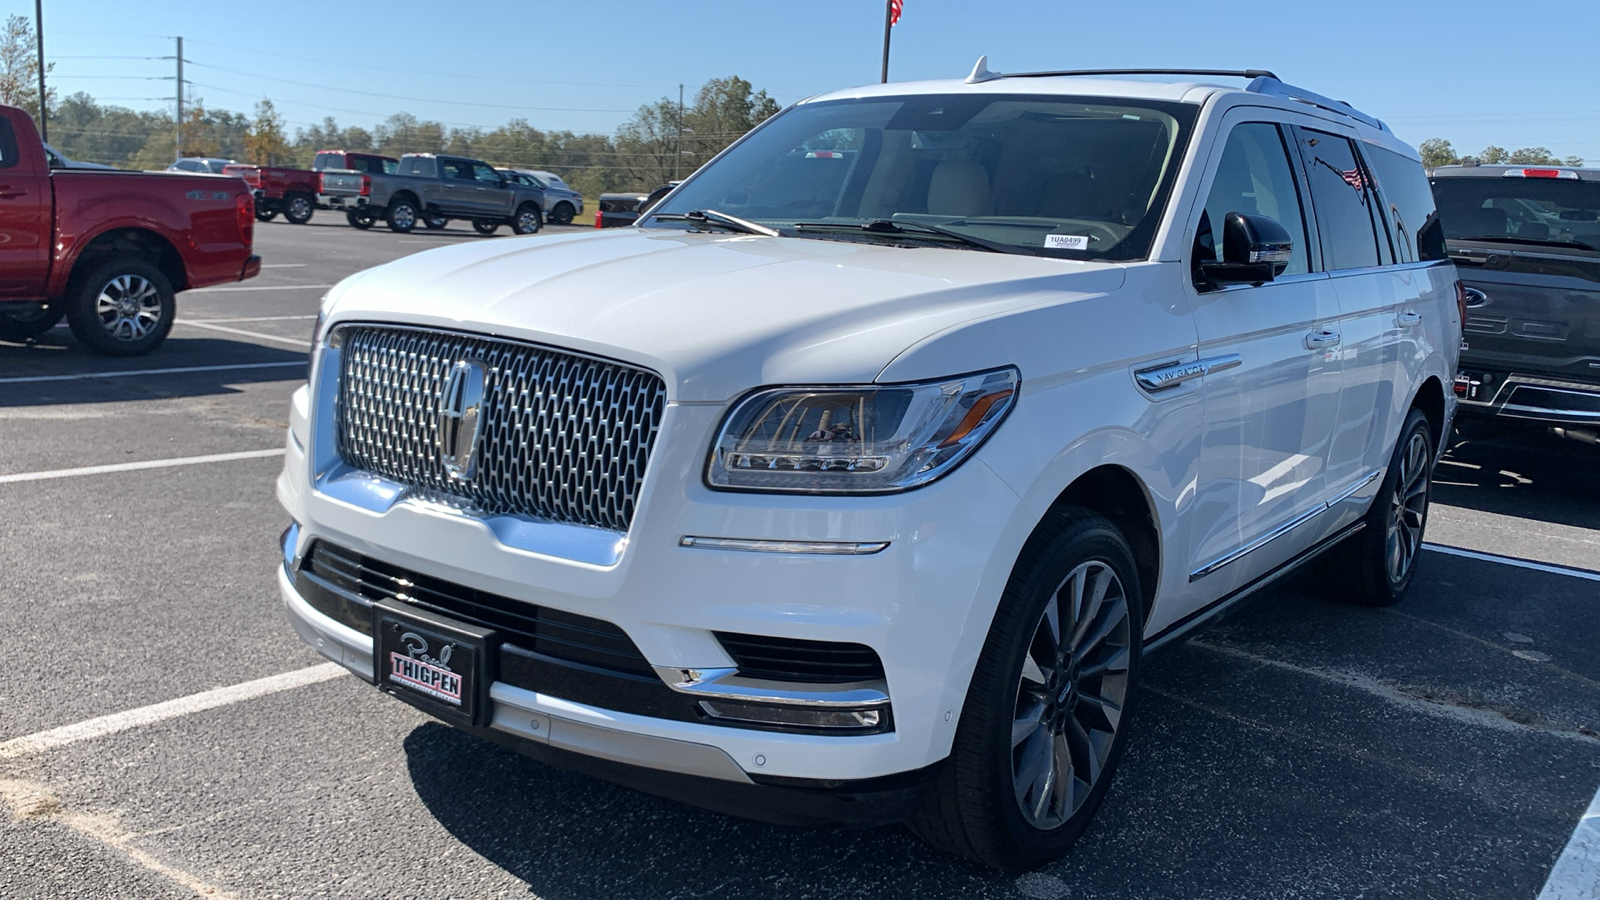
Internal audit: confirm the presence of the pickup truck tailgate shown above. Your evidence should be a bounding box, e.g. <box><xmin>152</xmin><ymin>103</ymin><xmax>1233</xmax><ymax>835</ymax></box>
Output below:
<box><xmin>319</xmin><ymin>170</ymin><xmax>365</xmax><ymax>197</ymax></box>
<box><xmin>1454</xmin><ymin>246</ymin><xmax>1600</xmax><ymax>383</ymax></box>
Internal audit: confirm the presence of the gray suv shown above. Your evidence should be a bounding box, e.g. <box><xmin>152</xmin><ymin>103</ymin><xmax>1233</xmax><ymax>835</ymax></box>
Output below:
<box><xmin>1431</xmin><ymin>164</ymin><xmax>1600</xmax><ymax>433</ymax></box>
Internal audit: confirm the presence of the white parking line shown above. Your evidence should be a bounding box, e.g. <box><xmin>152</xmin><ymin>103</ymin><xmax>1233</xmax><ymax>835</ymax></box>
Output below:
<box><xmin>1538</xmin><ymin>785</ymin><xmax>1600</xmax><ymax>899</ymax></box>
<box><xmin>173</xmin><ymin>320</ymin><xmax>312</xmax><ymax>348</ymax></box>
<box><xmin>185</xmin><ymin>314</ymin><xmax>319</xmax><ymax>323</ymax></box>
<box><xmin>0</xmin><ymin>361</ymin><xmax>304</xmax><ymax>385</ymax></box>
<box><xmin>1422</xmin><ymin>543</ymin><xmax>1600</xmax><ymax>583</ymax></box>
<box><xmin>0</xmin><ymin>448</ymin><xmax>285</xmax><ymax>485</ymax></box>
<box><xmin>186</xmin><ymin>283</ymin><xmax>334</xmax><ymax>293</ymax></box>
<box><xmin>260</xmin><ymin>263</ymin><xmax>307</xmax><ymax>268</ymax></box>
<box><xmin>0</xmin><ymin>663</ymin><xmax>345</xmax><ymax>759</ymax></box>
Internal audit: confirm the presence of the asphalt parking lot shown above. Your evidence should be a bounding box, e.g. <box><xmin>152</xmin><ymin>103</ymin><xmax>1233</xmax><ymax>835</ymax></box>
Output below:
<box><xmin>2</xmin><ymin>218</ymin><xmax>1597</xmax><ymax>899</ymax></box>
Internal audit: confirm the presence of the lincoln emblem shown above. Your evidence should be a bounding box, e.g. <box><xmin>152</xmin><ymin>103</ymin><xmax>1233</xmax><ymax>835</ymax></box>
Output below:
<box><xmin>438</xmin><ymin>359</ymin><xmax>487</xmax><ymax>479</ymax></box>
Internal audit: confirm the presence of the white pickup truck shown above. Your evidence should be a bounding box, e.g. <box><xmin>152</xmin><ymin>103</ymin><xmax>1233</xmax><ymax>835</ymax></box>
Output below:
<box><xmin>277</xmin><ymin>63</ymin><xmax>1460</xmax><ymax>870</ymax></box>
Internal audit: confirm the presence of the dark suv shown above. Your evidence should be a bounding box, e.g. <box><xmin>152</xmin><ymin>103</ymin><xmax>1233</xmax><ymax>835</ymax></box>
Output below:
<box><xmin>1430</xmin><ymin>164</ymin><xmax>1600</xmax><ymax>431</ymax></box>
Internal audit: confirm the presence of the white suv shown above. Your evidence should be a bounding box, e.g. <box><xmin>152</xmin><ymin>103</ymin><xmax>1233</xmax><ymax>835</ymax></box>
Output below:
<box><xmin>277</xmin><ymin>63</ymin><xmax>1461</xmax><ymax>870</ymax></box>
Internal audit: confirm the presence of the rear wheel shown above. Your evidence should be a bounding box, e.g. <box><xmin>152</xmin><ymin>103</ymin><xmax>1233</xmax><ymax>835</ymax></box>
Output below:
<box><xmin>911</xmin><ymin>509</ymin><xmax>1141</xmax><ymax>871</ymax></box>
<box><xmin>512</xmin><ymin>203</ymin><xmax>542</xmax><ymax>235</ymax></box>
<box><xmin>387</xmin><ymin>198</ymin><xmax>418</xmax><ymax>233</ymax></box>
<box><xmin>0</xmin><ymin>304</ymin><xmax>64</xmax><ymax>343</ymax></box>
<box><xmin>253</xmin><ymin>202</ymin><xmax>279</xmax><ymax>222</ymax></box>
<box><xmin>346</xmin><ymin>209</ymin><xmax>375</xmax><ymax>230</ymax></box>
<box><xmin>472</xmin><ymin>218</ymin><xmax>501</xmax><ymax>236</ymax></box>
<box><xmin>550</xmin><ymin>201</ymin><xmax>575</xmax><ymax>225</ymax></box>
<box><xmin>64</xmin><ymin>257</ymin><xmax>176</xmax><ymax>357</ymax></box>
<box><xmin>423</xmin><ymin>214</ymin><xmax>449</xmax><ymax>230</ymax></box>
<box><xmin>1325</xmin><ymin>408</ymin><xmax>1434</xmax><ymax>607</ymax></box>
<box><xmin>282</xmin><ymin>193</ymin><xmax>314</xmax><ymax>225</ymax></box>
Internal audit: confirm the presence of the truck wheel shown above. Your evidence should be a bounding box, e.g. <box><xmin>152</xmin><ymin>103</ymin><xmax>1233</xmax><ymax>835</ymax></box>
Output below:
<box><xmin>346</xmin><ymin>209</ymin><xmax>375</xmax><ymax>230</ymax></box>
<box><xmin>283</xmin><ymin>193</ymin><xmax>315</xmax><ymax>225</ymax></box>
<box><xmin>512</xmin><ymin>204</ymin><xmax>542</xmax><ymax>235</ymax></box>
<box><xmin>0</xmin><ymin>304</ymin><xmax>64</xmax><ymax>343</ymax></box>
<box><xmin>424</xmin><ymin>215</ymin><xmax>449</xmax><ymax>230</ymax></box>
<box><xmin>1323</xmin><ymin>408</ymin><xmax>1435</xmax><ymax>607</ymax></box>
<box><xmin>64</xmin><ymin>258</ymin><xmax>176</xmax><ymax>357</ymax></box>
<box><xmin>910</xmin><ymin>509</ymin><xmax>1142</xmax><ymax>872</ymax></box>
<box><xmin>387</xmin><ymin>198</ymin><xmax>419</xmax><ymax>233</ymax></box>
<box><xmin>550</xmin><ymin>201</ymin><xmax>575</xmax><ymax>225</ymax></box>
<box><xmin>254</xmin><ymin>202</ymin><xmax>279</xmax><ymax>222</ymax></box>
<box><xmin>472</xmin><ymin>219</ymin><xmax>501</xmax><ymax>236</ymax></box>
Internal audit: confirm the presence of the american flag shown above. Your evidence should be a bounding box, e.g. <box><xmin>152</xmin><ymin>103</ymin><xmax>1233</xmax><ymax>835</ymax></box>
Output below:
<box><xmin>890</xmin><ymin>0</ymin><xmax>903</xmax><ymax>25</ymax></box>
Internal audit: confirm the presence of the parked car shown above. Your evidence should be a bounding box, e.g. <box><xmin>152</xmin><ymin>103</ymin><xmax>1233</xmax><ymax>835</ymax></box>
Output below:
<box><xmin>167</xmin><ymin>157</ymin><xmax>236</xmax><ymax>174</ymax></box>
<box><xmin>505</xmin><ymin>168</ymin><xmax>583</xmax><ymax>224</ymax></box>
<box><xmin>594</xmin><ymin>190</ymin><xmax>649</xmax><ymax>228</ymax></box>
<box><xmin>0</xmin><ymin>105</ymin><xmax>259</xmax><ymax>355</ymax></box>
<box><xmin>313</xmin><ymin>151</ymin><xmax>399</xmax><ymax>228</ymax></box>
<box><xmin>277</xmin><ymin>66</ymin><xmax>1460</xmax><ymax>870</ymax></box>
<box><xmin>223</xmin><ymin>163</ymin><xmax>321</xmax><ymax>224</ymax></box>
<box><xmin>496</xmin><ymin>169</ymin><xmax>547</xmax><ymax>211</ymax></box>
<box><xmin>364</xmin><ymin>153</ymin><xmax>543</xmax><ymax>235</ymax></box>
<box><xmin>43</xmin><ymin>142</ymin><xmax>115</xmax><ymax>170</ymax></box>
<box><xmin>1429</xmin><ymin>164</ymin><xmax>1600</xmax><ymax>433</ymax></box>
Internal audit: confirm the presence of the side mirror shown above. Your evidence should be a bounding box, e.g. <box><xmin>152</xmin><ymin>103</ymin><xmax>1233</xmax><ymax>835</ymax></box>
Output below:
<box><xmin>1198</xmin><ymin>212</ymin><xmax>1294</xmax><ymax>289</ymax></box>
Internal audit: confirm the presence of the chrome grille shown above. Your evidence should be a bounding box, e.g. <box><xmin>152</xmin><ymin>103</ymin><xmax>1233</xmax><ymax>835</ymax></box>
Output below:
<box><xmin>335</xmin><ymin>325</ymin><xmax>666</xmax><ymax>532</ymax></box>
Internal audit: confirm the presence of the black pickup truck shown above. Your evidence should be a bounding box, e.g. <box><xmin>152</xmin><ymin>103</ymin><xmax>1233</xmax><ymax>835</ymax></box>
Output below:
<box><xmin>1431</xmin><ymin>164</ymin><xmax>1600</xmax><ymax>435</ymax></box>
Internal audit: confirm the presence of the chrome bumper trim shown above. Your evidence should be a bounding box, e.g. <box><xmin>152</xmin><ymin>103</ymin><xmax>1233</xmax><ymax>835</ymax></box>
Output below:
<box><xmin>678</xmin><ymin>536</ymin><xmax>890</xmax><ymax>555</ymax></box>
<box><xmin>654</xmin><ymin>665</ymin><xmax>890</xmax><ymax>708</ymax></box>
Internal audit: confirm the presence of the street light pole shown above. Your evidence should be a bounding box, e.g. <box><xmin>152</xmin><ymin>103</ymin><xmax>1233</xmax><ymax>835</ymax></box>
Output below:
<box><xmin>674</xmin><ymin>83</ymin><xmax>683</xmax><ymax>180</ymax></box>
<box><xmin>34</xmin><ymin>0</ymin><xmax>46</xmax><ymax>140</ymax></box>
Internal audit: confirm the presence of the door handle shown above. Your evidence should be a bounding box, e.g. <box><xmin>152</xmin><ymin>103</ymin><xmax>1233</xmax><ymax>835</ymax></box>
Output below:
<box><xmin>0</xmin><ymin>186</ymin><xmax>22</xmax><ymax>199</ymax></box>
<box><xmin>1397</xmin><ymin>310</ymin><xmax>1422</xmax><ymax>328</ymax></box>
<box><xmin>1305</xmin><ymin>330</ymin><xmax>1341</xmax><ymax>350</ymax></box>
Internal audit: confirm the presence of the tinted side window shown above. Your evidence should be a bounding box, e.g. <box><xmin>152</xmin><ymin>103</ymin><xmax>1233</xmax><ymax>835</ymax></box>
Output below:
<box><xmin>1198</xmin><ymin>122</ymin><xmax>1311</xmax><ymax>277</ymax></box>
<box><xmin>442</xmin><ymin>159</ymin><xmax>474</xmax><ymax>181</ymax></box>
<box><xmin>0</xmin><ymin>119</ymin><xmax>16</xmax><ymax>169</ymax></box>
<box><xmin>1299</xmin><ymin>130</ymin><xmax>1383</xmax><ymax>270</ymax></box>
<box><xmin>314</xmin><ymin>153</ymin><xmax>337</xmax><ymax>169</ymax></box>
<box><xmin>1365</xmin><ymin>146</ymin><xmax>1445</xmax><ymax>263</ymax></box>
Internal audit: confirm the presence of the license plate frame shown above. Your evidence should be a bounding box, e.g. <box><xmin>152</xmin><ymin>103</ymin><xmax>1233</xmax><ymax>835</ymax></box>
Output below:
<box><xmin>372</xmin><ymin>599</ymin><xmax>498</xmax><ymax>728</ymax></box>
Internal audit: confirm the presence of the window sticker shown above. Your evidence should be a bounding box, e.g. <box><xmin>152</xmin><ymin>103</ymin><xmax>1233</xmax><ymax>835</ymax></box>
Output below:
<box><xmin>1044</xmin><ymin>234</ymin><xmax>1089</xmax><ymax>250</ymax></box>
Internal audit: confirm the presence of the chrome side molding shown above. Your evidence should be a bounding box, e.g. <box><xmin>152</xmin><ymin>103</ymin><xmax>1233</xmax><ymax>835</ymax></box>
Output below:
<box><xmin>1190</xmin><ymin>469</ymin><xmax>1381</xmax><ymax>582</ymax></box>
<box><xmin>1135</xmin><ymin>354</ymin><xmax>1242</xmax><ymax>392</ymax></box>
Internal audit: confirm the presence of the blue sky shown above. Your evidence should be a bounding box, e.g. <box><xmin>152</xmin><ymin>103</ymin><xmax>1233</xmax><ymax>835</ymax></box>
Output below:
<box><xmin>27</xmin><ymin>0</ymin><xmax>1599</xmax><ymax>160</ymax></box>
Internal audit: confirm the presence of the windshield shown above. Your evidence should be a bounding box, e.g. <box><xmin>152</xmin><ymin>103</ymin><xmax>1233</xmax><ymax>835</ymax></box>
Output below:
<box><xmin>1432</xmin><ymin>175</ymin><xmax>1600</xmax><ymax>251</ymax></box>
<box><xmin>646</xmin><ymin>94</ymin><xmax>1196</xmax><ymax>260</ymax></box>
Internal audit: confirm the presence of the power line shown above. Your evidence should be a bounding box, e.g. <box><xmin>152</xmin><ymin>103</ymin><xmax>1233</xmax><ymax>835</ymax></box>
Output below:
<box><xmin>186</xmin><ymin>61</ymin><xmax>635</xmax><ymax>113</ymax></box>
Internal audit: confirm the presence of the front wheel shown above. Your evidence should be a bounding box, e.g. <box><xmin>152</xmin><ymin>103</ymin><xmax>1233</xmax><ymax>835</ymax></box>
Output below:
<box><xmin>346</xmin><ymin>209</ymin><xmax>375</xmax><ymax>230</ymax></box>
<box><xmin>911</xmin><ymin>509</ymin><xmax>1142</xmax><ymax>871</ymax></box>
<box><xmin>512</xmin><ymin>204</ymin><xmax>542</xmax><ymax>235</ymax></box>
<box><xmin>1325</xmin><ymin>407</ymin><xmax>1434</xmax><ymax>606</ymax></box>
<box><xmin>282</xmin><ymin>193</ymin><xmax>314</xmax><ymax>225</ymax></box>
<box><xmin>387</xmin><ymin>198</ymin><xmax>418</xmax><ymax>233</ymax></box>
<box><xmin>0</xmin><ymin>304</ymin><xmax>65</xmax><ymax>343</ymax></box>
<box><xmin>550</xmin><ymin>201</ymin><xmax>575</xmax><ymax>225</ymax></box>
<box><xmin>254</xmin><ymin>203</ymin><xmax>279</xmax><ymax>222</ymax></box>
<box><xmin>64</xmin><ymin>257</ymin><xmax>176</xmax><ymax>357</ymax></box>
<box><xmin>423</xmin><ymin>214</ymin><xmax>449</xmax><ymax>230</ymax></box>
<box><xmin>472</xmin><ymin>218</ymin><xmax>501</xmax><ymax>236</ymax></box>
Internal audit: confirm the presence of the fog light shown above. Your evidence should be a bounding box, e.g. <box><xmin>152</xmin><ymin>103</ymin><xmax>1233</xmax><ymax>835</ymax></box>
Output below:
<box><xmin>699</xmin><ymin>699</ymin><xmax>886</xmax><ymax>732</ymax></box>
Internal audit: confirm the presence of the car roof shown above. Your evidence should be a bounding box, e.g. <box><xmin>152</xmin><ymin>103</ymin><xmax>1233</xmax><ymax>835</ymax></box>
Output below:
<box><xmin>800</xmin><ymin>61</ymin><xmax>1416</xmax><ymax>161</ymax></box>
<box><xmin>1428</xmin><ymin>164</ymin><xmax>1600</xmax><ymax>182</ymax></box>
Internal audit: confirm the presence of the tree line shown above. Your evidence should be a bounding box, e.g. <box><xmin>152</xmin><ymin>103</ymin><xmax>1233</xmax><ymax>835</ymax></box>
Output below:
<box><xmin>1418</xmin><ymin>138</ymin><xmax>1582</xmax><ymax>169</ymax></box>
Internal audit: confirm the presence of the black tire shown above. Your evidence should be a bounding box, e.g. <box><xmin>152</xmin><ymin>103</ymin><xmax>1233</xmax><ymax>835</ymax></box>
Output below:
<box><xmin>387</xmin><ymin>197</ymin><xmax>419</xmax><ymax>233</ymax></box>
<box><xmin>512</xmin><ymin>203</ymin><xmax>542</xmax><ymax>235</ymax></box>
<box><xmin>423</xmin><ymin>214</ymin><xmax>449</xmax><ymax>230</ymax></box>
<box><xmin>472</xmin><ymin>218</ymin><xmax>501</xmax><ymax>236</ymax></box>
<box><xmin>911</xmin><ymin>508</ymin><xmax>1143</xmax><ymax>872</ymax></box>
<box><xmin>0</xmin><ymin>304</ymin><xmax>65</xmax><ymax>343</ymax></box>
<box><xmin>254</xmin><ymin>203</ymin><xmax>279</xmax><ymax>222</ymax></box>
<box><xmin>63</xmin><ymin>257</ymin><xmax>176</xmax><ymax>357</ymax></box>
<box><xmin>550</xmin><ymin>201</ymin><xmax>575</xmax><ymax>225</ymax></box>
<box><xmin>282</xmin><ymin>192</ymin><xmax>314</xmax><ymax>225</ymax></box>
<box><xmin>1324</xmin><ymin>407</ymin><xmax>1434</xmax><ymax>607</ymax></box>
<box><xmin>346</xmin><ymin>209</ymin><xmax>375</xmax><ymax>230</ymax></box>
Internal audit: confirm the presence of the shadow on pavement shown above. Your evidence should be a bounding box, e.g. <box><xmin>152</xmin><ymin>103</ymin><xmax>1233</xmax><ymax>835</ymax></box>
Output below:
<box><xmin>0</xmin><ymin>333</ymin><xmax>306</xmax><ymax>407</ymax></box>
<box><xmin>1436</xmin><ymin>423</ymin><xmax>1600</xmax><ymax>532</ymax></box>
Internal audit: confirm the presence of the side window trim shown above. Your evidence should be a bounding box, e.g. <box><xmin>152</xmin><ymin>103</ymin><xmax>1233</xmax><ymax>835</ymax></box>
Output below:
<box><xmin>1354</xmin><ymin>142</ymin><xmax>1407</xmax><ymax>264</ymax></box>
<box><xmin>1287</xmin><ymin>124</ymin><xmax>1385</xmax><ymax>273</ymax></box>
<box><xmin>1187</xmin><ymin>117</ymin><xmax>1320</xmax><ymax>287</ymax></box>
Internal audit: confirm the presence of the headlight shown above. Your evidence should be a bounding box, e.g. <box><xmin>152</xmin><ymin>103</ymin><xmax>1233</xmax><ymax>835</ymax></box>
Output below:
<box><xmin>706</xmin><ymin>368</ymin><xmax>1018</xmax><ymax>494</ymax></box>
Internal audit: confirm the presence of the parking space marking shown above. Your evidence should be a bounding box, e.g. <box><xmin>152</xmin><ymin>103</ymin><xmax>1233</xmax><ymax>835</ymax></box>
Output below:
<box><xmin>186</xmin><ymin>284</ymin><xmax>333</xmax><ymax>293</ymax></box>
<box><xmin>259</xmin><ymin>263</ymin><xmax>307</xmax><ymax>268</ymax></box>
<box><xmin>184</xmin><ymin>315</ymin><xmax>319</xmax><ymax>324</ymax></box>
<box><xmin>0</xmin><ymin>663</ymin><xmax>345</xmax><ymax>759</ymax></box>
<box><xmin>1538</xmin><ymin>785</ymin><xmax>1600</xmax><ymax>899</ymax></box>
<box><xmin>172</xmin><ymin>321</ymin><xmax>312</xmax><ymax>348</ymax></box>
<box><xmin>0</xmin><ymin>361</ymin><xmax>305</xmax><ymax>385</ymax></box>
<box><xmin>0</xmin><ymin>448</ymin><xmax>285</xmax><ymax>485</ymax></box>
<box><xmin>1423</xmin><ymin>543</ymin><xmax>1600</xmax><ymax>582</ymax></box>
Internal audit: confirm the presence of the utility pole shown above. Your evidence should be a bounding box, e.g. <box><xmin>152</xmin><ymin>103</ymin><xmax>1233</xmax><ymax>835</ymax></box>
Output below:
<box><xmin>880</xmin><ymin>0</ymin><xmax>893</xmax><ymax>84</ymax></box>
<box><xmin>674</xmin><ymin>83</ymin><xmax>683</xmax><ymax>180</ymax></box>
<box><xmin>174</xmin><ymin>36</ymin><xmax>183</xmax><ymax>158</ymax></box>
<box><xmin>33</xmin><ymin>0</ymin><xmax>45</xmax><ymax>140</ymax></box>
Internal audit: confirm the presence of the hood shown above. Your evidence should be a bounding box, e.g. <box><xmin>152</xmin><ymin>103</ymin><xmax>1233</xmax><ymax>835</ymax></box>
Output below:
<box><xmin>324</xmin><ymin>229</ymin><xmax>1126</xmax><ymax>401</ymax></box>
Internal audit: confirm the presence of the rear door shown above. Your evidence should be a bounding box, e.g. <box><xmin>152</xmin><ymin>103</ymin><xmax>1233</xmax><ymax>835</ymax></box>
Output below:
<box><xmin>470</xmin><ymin>161</ymin><xmax>513</xmax><ymax>217</ymax></box>
<box><xmin>0</xmin><ymin>115</ymin><xmax>50</xmax><ymax>298</ymax></box>
<box><xmin>437</xmin><ymin>157</ymin><xmax>483</xmax><ymax>215</ymax></box>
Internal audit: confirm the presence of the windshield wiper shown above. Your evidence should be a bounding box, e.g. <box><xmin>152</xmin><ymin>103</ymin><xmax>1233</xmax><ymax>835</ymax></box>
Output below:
<box><xmin>650</xmin><ymin>209</ymin><xmax>780</xmax><ymax>237</ymax></box>
<box><xmin>792</xmin><ymin>219</ymin><xmax>1035</xmax><ymax>255</ymax></box>
<box><xmin>1455</xmin><ymin>235</ymin><xmax>1596</xmax><ymax>251</ymax></box>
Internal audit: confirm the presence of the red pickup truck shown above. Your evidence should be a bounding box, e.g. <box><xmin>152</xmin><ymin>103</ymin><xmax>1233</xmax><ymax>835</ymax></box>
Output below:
<box><xmin>0</xmin><ymin>105</ymin><xmax>260</xmax><ymax>356</ymax></box>
<box><xmin>223</xmin><ymin>163</ymin><xmax>320</xmax><ymax>225</ymax></box>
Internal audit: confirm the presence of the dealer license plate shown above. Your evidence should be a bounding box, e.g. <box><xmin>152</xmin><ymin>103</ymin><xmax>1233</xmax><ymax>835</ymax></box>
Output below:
<box><xmin>373</xmin><ymin>599</ymin><xmax>497</xmax><ymax>727</ymax></box>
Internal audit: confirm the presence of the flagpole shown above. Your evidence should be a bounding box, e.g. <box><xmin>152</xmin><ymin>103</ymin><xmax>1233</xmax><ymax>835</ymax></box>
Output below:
<box><xmin>880</xmin><ymin>0</ymin><xmax>893</xmax><ymax>83</ymax></box>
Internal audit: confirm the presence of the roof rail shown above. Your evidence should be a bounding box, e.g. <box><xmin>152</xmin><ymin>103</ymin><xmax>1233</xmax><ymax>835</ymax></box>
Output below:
<box><xmin>997</xmin><ymin>67</ymin><xmax>1280</xmax><ymax>82</ymax></box>
<box><xmin>1245</xmin><ymin>76</ymin><xmax>1388</xmax><ymax>132</ymax></box>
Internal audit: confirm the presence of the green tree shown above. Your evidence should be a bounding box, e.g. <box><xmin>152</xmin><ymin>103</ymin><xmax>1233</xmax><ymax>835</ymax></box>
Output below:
<box><xmin>1418</xmin><ymin>138</ymin><xmax>1458</xmax><ymax>168</ymax></box>
<box><xmin>243</xmin><ymin>99</ymin><xmax>290</xmax><ymax>165</ymax></box>
<box><xmin>0</xmin><ymin>14</ymin><xmax>53</xmax><ymax>125</ymax></box>
<box><xmin>1477</xmin><ymin>145</ymin><xmax>1509</xmax><ymax>164</ymax></box>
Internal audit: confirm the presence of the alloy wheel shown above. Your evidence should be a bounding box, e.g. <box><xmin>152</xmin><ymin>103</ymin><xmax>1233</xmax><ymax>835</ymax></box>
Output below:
<box><xmin>93</xmin><ymin>274</ymin><xmax>164</xmax><ymax>342</ymax></box>
<box><xmin>391</xmin><ymin>204</ymin><xmax>416</xmax><ymax>230</ymax></box>
<box><xmin>1386</xmin><ymin>431</ymin><xmax>1431</xmax><ymax>582</ymax></box>
<box><xmin>1011</xmin><ymin>560</ymin><xmax>1132</xmax><ymax>830</ymax></box>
